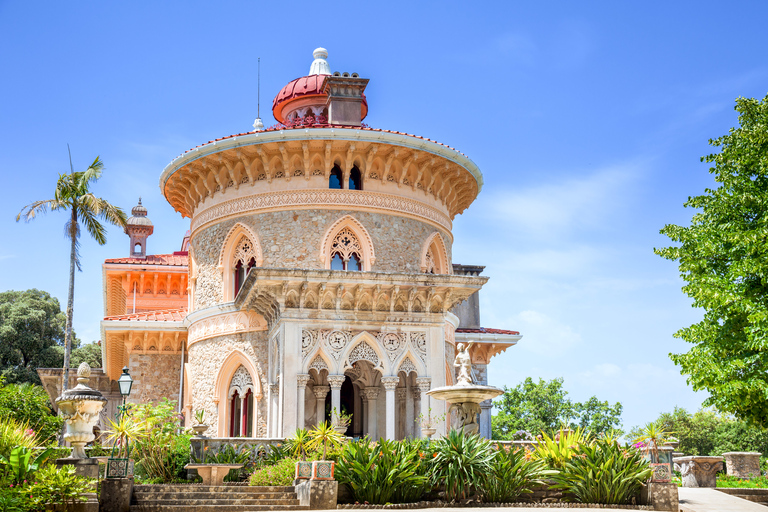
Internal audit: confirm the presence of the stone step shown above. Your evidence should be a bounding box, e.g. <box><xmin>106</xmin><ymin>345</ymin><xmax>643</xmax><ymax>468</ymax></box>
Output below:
<box><xmin>133</xmin><ymin>485</ymin><xmax>295</xmax><ymax>493</ymax></box>
<box><xmin>133</xmin><ymin>498</ymin><xmax>302</xmax><ymax>506</ymax></box>
<box><xmin>129</xmin><ymin>505</ymin><xmax>309</xmax><ymax>512</ymax></box>
<box><xmin>133</xmin><ymin>492</ymin><xmax>297</xmax><ymax>501</ymax></box>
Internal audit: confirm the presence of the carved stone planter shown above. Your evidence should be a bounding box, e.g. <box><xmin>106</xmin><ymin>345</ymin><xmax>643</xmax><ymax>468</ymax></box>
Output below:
<box><xmin>191</xmin><ymin>424</ymin><xmax>209</xmax><ymax>437</ymax></box>
<box><xmin>311</xmin><ymin>460</ymin><xmax>335</xmax><ymax>480</ymax></box>
<box><xmin>421</xmin><ymin>427</ymin><xmax>436</xmax><ymax>439</ymax></box>
<box><xmin>295</xmin><ymin>460</ymin><xmax>313</xmax><ymax>480</ymax></box>
<box><xmin>651</xmin><ymin>462</ymin><xmax>672</xmax><ymax>483</ymax></box>
<box><xmin>106</xmin><ymin>458</ymin><xmax>135</xmax><ymax>479</ymax></box>
<box><xmin>723</xmin><ymin>451</ymin><xmax>762</xmax><ymax>478</ymax></box>
<box><xmin>673</xmin><ymin>455</ymin><xmax>723</xmax><ymax>487</ymax></box>
<box><xmin>55</xmin><ymin>363</ymin><xmax>107</xmax><ymax>459</ymax></box>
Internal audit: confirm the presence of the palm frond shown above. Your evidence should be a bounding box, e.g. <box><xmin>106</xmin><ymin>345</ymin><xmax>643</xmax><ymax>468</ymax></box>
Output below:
<box><xmin>80</xmin><ymin>195</ymin><xmax>127</xmax><ymax>228</ymax></box>
<box><xmin>81</xmin><ymin>156</ymin><xmax>104</xmax><ymax>187</ymax></box>
<box><xmin>78</xmin><ymin>207</ymin><xmax>107</xmax><ymax>246</ymax></box>
<box><xmin>16</xmin><ymin>199</ymin><xmax>57</xmax><ymax>222</ymax></box>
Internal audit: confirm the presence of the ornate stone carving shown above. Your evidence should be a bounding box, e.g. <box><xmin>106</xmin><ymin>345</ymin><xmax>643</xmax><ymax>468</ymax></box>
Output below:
<box><xmin>313</xmin><ymin>385</ymin><xmax>330</xmax><ymax>399</ymax></box>
<box><xmin>381</xmin><ymin>376</ymin><xmax>399</xmax><ymax>391</ymax></box>
<box><xmin>398</xmin><ymin>356</ymin><xmax>418</xmax><ymax>376</ymax></box>
<box><xmin>327</xmin><ymin>330</ymin><xmax>349</xmax><ymax>351</ymax></box>
<box><xmin>348</xmin><ymin>341</ymin><xmax>379</xmax><ymax>367</ymax></box>
<box><xmin>191</xmin><ymin>189</ymin><xmax>453</xmax><ymax>235</ymax></box>
<box><xmin>327</xmin><ymin>375</ymin><xmax>346</xmax><ymax>390</ymax></box>
<box><xmin>296</xmin><ymin>374</ymin><xmax>312</xmax><ymax>388</ymax></box>
<box><xmin>301</xmin><ymin>329</ymin><xmax>317</xmax><ymax>357</ymax></box>
<box><xmin>309</xmin><ymin>355</ymin><xmax>328</xmax><ymax>373</ymax></box>
<box><xmin>229</xmin><ymin>365</ymin><xmax>253</xmax><ymax>396</ymax></box>
<box><xmin>415</xmin><ymin>377</ymin><xmax>432</xmax><ymax>393</ymax></box>
<box><xmin>424</xmin><ymin>248</ymin><xmax>436</xmax><ymax>274</ymax></box>
<box><xmin>188</xmin><ymin>311</ymin><xmax>265</xmax><ymax>344</ymax></box>
<box><xmin>331</xmin><ymin>227</ymin><xmax>363</xmax><ymax>262</ymax></box>
<box><xmin>361</xmin><ymin>387</ymin><xmax>380</xmax><ymax>400</ymax></box>
<box><xmin>410</xmin><ymin>332</ymin><xmax>427</xmax><ymax>364</ymax></box>
<box><xmin>396</xmin><ymin>388</ymin><xmax>408</xmax><ymax>400</ymax></box>
<box><xmin>379</xmin><ymin>332</ymin><xmax>404</xmax><ymax>361</ymax></box>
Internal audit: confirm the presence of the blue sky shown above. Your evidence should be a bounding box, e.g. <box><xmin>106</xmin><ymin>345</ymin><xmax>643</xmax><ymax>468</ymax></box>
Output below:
<box><xmin>2</xmin><ymin>1</ymin><xmax>767</xmax><ymax>430</ymax></box>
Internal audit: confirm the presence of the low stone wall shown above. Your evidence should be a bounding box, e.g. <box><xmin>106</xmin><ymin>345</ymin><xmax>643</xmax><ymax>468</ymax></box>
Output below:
<box><xmin>716</xmin><ymin>488</ymin><xmax>768</xmax><ymax>504</ymax></box>
<box><xmin>722</xmin><ymin>452</ymin><xmax>762</xmax><ymax>478</ymax></box>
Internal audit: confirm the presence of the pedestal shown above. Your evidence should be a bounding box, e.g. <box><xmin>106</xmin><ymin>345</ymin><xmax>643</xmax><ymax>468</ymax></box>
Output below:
<box><xmin>673</xmin><ymin>456</ymin><xmax>723</xmax><ymax>487</ymax></box>
<box><xmin>100</xmin><ymin>478</ymin><xmax>133</xmax><ymax>512</ymax></box>
<box><xmin>723</xmin><ymin>451</ymin><xmax>762</xmax><ymax>478</ymax></box>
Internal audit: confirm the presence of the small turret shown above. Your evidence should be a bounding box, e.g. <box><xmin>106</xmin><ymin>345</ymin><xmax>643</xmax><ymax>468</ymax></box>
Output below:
<box><xmin>124</xmin><ymin>198</ymin><xmax>154</xmax><ymax>258</ymax></box>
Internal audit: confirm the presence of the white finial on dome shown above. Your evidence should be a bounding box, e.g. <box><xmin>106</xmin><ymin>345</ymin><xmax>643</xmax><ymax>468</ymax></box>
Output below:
<box><xmin>309</xmin><ymin>47</ymin><xmax>330</xmax><ymax>75</ymax></box>
<box><xmin>252</xmin><ymin>117</ymin><xmax>265</xmax><ymax>131</ymax></box>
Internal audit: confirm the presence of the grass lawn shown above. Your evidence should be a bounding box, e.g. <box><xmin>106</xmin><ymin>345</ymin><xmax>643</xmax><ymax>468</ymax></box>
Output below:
<box><xmin>717</xmin><ymin>474</ymin><xmax>768</xmax><ymax>488</ymax></box>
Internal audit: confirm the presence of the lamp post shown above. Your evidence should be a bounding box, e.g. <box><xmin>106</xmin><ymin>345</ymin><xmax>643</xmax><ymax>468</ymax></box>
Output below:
<box><xmin>117</xmin><ymin>366</ymin><xmax>133</xmax><ymax>420</ymax></box>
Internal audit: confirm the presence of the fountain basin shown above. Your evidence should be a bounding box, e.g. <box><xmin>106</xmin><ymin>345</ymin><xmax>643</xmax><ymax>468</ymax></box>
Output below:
<box><xmin>427</xmin><ymin>384</ymin><xmax>503</xmax><ymax>403</ymax></box>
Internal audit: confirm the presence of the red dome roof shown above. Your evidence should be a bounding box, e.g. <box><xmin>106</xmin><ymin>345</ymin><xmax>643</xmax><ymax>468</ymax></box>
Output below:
<box><xmin>272</xmin><ymin>74</ymin><xmax>368</xmax><ymax>124</ymax></box>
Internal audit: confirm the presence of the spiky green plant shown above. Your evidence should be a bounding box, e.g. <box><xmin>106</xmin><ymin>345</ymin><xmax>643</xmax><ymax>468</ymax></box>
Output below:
<box><xmin>483</xmin><ymin>445</ymin><xmax>554</xmax><ymax>503</ymax></box>
<box><xmin>289</xmin><ymin>428</ymin><xmax>311</xmax><ymax>461</ymax></box>
<box><xmin>0</xmin><ymin>416</ymin><xmax>39</xmax><ymax>459</ymax></box>
<box><xmin>551</xmin><ymin>439</ymin><xmax>653</xmax><ymax>504</ymax></box>
<box><xmin>429</xmin><ymin>429</ymin><xmax>495</xmax><ymax>502</ymax></box>
<box><xmin>307</xmin><ymin>421</ymin><xmax>344</xmax><ymax>460</ymax></box>
<box><xmin>533</xmin><ymin>427</ymin><xmax>591</xmax><ymax>470</ymax></box>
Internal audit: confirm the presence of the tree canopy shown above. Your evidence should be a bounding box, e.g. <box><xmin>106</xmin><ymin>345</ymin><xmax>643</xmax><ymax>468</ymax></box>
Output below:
<box><xmin>0</xmin><ymin>289</ymin><xmax>101</xmax><ymax>385</ymax></box>
<box><xmin>656</xmin><ymin>94</ymin><xmax>768</xmax><ymax>427</ymax></box>
<box><xmin>491</xmin><ymin>377</ymin><xmax>623</xmax><ymax>439</ymax></box>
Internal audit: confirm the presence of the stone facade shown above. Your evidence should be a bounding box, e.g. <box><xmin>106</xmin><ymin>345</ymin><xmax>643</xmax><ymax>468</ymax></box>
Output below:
<box><xmin>186</xmin><ymin>331</ymin><xmax>269</xmax><ymax>436</ymax></box>
<box><xmin>127</xmin><ymin>354</ymin><xmax>182</xmax><ymax>405</ymax></box>
<box><xmin>191</xmin><ymin>209</ymin><xmax>451</xmax><ymax>310</ymax></box>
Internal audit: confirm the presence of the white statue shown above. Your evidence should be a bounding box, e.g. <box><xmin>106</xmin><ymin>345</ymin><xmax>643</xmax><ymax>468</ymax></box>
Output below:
<box><xmin>454</xmin><ymin>343</ymin><xmax>474</xmax><ymax>386</ymax></box>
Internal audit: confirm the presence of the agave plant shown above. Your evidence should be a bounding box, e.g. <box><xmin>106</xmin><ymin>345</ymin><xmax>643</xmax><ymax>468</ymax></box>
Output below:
<box><xmin>633</xmin><ymin>421</ymin><xmax>674</xmax><ymax>463</ymax></box>
<box><xmin>483</xmin><ymin>445</ymin><xmax>554</xmax><ymax>503</ymax></box>
<box><xmin>289</xmin><ymin>428</ymin><xmax>312</xmax><ymax>461</ymax></box>
<box><xmin>551</xmin><ymin>438</ymin><xmax>653</xmax><ymax>504</ymax></box>
<box><xmin>430</xmin><ymin>429</ymin><xmax>495</xmax><ymax>502</ymax></box>
<box><xmin>335</xmin><ymin>438</ymin><xmax>428</xmax><ymax>504</ymax></box>
<box><xmin>103</xmin><ymin>414</ymin><xmax>148</xmax><ymax>459</ymax></box>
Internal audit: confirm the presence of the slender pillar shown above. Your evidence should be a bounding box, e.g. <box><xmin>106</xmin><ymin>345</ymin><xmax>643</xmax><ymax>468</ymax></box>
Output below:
<box><xmin>296</xmin><ymin>374</ymin><xmax>311</xmax><ymax>430</ymax></box>
<box><xmin>397</xmin><ymin>388</ymin><xmax>407</xmax><ymax>440</ymax></box>
<box><xmin>361</xmin><ymin>393</ymin><xmax>368</xmax><ymax>434</ymax></box>
<box><xmin>270</xmin><ymin>383</ymin><xmax>279</xmax><ymax>437</ymax></box>
<box><xmin>240</xmin><ymin>395</ymin><xmax>247</xmax><ymax>436</ymax></box>
<box><xmin>381</xmin><ymin>377</ymin><xmax>399</xmax><ymax>440</ymax></box>
<box><xmin>313</xmin><ymin>385</ymin><xmax>330</xmax><ymax>426</ymax></box>
<box><xmin>416</xmin><ymin>377</ymin><xmax>432</xmax><ymax>438</ymax></box>
<box><xmin>361</xmin><ymin>387</ymin><xmax>379</xmax><ymax>439</ymax></box>
<box><xmin>328</xmin><ymin>375</ymin><xmax>346</xmax><ymax>418</ymax></box>
<box><xmin>405</xmin><ymin>384</ymin><xmax>415</xmax><ymax>439</ymax></box>
<box><xmin>479</xmin><ymin>399</ymin><xmax>492</xmax><ymax>439</ymax></box>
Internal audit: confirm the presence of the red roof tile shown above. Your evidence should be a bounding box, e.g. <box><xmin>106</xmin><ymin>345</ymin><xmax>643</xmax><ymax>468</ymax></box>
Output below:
<box><xmin>456</xmin><ymin>327</ymin><xmax>520</xmax><ymax>335</ymax></box>
<box><xmin>176</xmin><ymin>126</ymin><xmax>468</xmax><ymax>160</ymax></box>
<box><xmin>104</xmin><ymin>253</ymin><xmax>188</xmax><ymax>266</ymax></box>
<box><xmin>104</xmin><ymin>308</ymin><xmax>187</xmax><ymax>322</ymax></box>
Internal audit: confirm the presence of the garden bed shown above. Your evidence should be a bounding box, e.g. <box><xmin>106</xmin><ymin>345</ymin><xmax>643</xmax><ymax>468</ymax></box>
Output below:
<box><xmin>338</xmin><ymin>502</ymin><xmax>653</xmax><ymax>509</ymax></box>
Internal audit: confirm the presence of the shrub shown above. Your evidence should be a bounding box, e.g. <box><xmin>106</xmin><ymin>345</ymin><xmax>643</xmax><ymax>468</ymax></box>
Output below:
<box><xmin>483</xmin><ymin>446</ymin><xmax>553</xmax><ymax>503</ymax></box>
<box><xmin>28</xmin><ymin>464</ymin><xmax>92</xmax><ymax>508</ymax></box>
<box><xmin>0</xmin><ymin>417</ymin><xmax>38</xmax><ymax>460</ymax></box>
<box><xmin>429</xmin><ymin>430</ymin><xmax>495</xmax><ymax>502</ymax></box>
<box><xmin>128</xmin><ymin>399</ymin><xmax>191</xmax><ymax>482</ymax></box>
<box><xmin>336</xmin><ymin>438</ymin><xmax>429</xmax><ymax>504</ymax></box>
<box><xmin>532</xmin><ymin>428</ymin><xmax>591</xmax><ymax>470</ymax></box>
<box><xmin>248</xmin><ymin>458</ymin><xmax>296</xmax><ymax>486</ymax></box>
<box><xmin>551</xmin><ymin>439</ymin><xmax>653</xmax><ymax>504</ymax></box>
<box><xmin>0</xmin><ymin>382</ymin><xmax>63</xmax><ymax>445</ymax></box>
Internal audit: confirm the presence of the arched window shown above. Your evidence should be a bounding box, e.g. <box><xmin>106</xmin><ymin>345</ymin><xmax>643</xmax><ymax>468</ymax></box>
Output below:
<box><xmin>329</xmin><ymin>165</ymin><xmax>343</xmax><ymax>189</ymax></box>
<box><xmin>228</xmin><ymin>365</ymin><xmax>255</xmax><ymax>437</ymax></box>
<box><xmin>424</xmin><ymin>248</ymin><xmax>436</xmax><ymax>274</ymax></box>
<box><xmin>233</xmin><ymin>237</ymin><xmax>257</xmax><ymax>297</ymax></box>
<box><xmin>330</xmin><ymin>227</ymin><xmax>363</xmax><ymax>271</ymax></box>
<box><xmin>349</xmin><ymin>166</ymin><xmax>362</xmax><ymax>190</ymax></box>
<box><xmin>421</xmin><ymin>232</ymin><xmax>450</xmax><ymax>274</ymax></box>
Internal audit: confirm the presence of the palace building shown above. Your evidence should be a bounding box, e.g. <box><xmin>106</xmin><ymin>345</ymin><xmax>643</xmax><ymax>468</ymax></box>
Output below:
<box><xmin>41</xmin><ymin>48</ymin><xmax>521</xmax><ymax>440</ymax></box>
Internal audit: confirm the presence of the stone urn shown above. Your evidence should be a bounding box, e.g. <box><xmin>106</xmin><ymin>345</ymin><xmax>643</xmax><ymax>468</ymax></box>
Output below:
<box><xmin>55</xmin><ymin>363</ymin><xmax>107</xmax><ymax>459</ymax></box>
<box><xmin>421</xmin><ymin>427</ymin><xmax>437</xmax><ymax>439</ymax></box>
<box><xmin>192</xmin><ymin>424</ymin><xmax>209</xmax><ymax>437</ymax></box>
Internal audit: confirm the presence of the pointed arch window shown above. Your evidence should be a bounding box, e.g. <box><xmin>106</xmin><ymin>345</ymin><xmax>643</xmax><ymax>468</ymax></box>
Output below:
<box><xmin>422</xmin><ymin>233</ymin><xmax>449</xmax><ymax>275</ymax></box>
<box><xmin>228</xmin><ymin>365</ymin><xmax>254</xmax><ymax>437</ymax></box>
<box><xmin>349</xmin><ymin>166</ymin><xmax>362</xmax><ymax>190</ymax></box>
<box><xmin>424</xmin><ymin>248</ymin><xmax>436</xmax><ymax>274</ymax></box>
<box><xmin>330</xmin><ymin>227</ymin><xmax>363</xmax><ymax>271</ymax></box>
<box><xmin>233</xmin><ymin>236</ymin><xmax>257</xmax><ymax>297</ymax></box>
<box><xmin>329</xmin><ymin>165</ymin><xmax>343</xmax><ymax>189</ymax></box>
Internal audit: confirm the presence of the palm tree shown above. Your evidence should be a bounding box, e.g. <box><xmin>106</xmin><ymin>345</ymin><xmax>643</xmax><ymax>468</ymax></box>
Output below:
<box><xmin>16</xmin><ymin>153</ymin><xmax>126</xmax><ymax>392</ymax></box>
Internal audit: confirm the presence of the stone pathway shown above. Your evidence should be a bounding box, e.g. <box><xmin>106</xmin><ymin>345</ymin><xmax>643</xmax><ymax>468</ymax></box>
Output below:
<box><xmin>679</xmin><ymin>487</ymin><xmax>767</xmax><ymax>511</ymax></box>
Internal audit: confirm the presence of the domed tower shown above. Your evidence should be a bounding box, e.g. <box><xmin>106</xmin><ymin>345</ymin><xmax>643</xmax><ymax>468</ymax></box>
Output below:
<box><xmin>125</xmin><ymin>198</ymin><xmax>154</xmax><ymax>257</ymax></box>
<box><xmin>158</xmin><ymin>48</ymin><xmax>520</xmax><ymax>440</ymax></box>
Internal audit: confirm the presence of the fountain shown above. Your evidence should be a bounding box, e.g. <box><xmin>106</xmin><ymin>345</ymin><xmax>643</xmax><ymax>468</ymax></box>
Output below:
<box><xmin>55</xmin><ymin>362</ymin><xmax>107</xmax><ymax>459</ymax></box>
<box><xmin>427</xmin><ymin>342</ymin><xmax>503</xmax><ymax>434</ymax></box>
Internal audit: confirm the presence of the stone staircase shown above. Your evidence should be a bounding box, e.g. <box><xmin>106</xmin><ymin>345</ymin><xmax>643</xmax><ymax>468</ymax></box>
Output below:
<box><xmin>130</xmin><ymin>484</ymin><xmax>309</xmax><ymax>512</ymax></box>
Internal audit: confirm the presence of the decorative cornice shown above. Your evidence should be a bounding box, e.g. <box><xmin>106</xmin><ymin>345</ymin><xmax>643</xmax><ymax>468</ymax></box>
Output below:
<box><xmin>190</xmin><ymin>189</ymin><xmax>452</xmax><ymax>236</ymax></box>
<box><xmin>187</xmin><ymin>310</ymin><xmax>268</xmax><ymax>345</ymax></box>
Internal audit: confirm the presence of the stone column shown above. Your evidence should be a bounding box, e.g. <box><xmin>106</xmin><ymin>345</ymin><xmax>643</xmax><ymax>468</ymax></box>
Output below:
<box><xmin>416</xmin><ymin>378</ymin><xmax>432</xmax><ymax>437</ymax></box>
<box><xmin>313</xmin><ymin>385</ymin><xmax>330</xmax><ymax>426</ymax></box>
<box><xmin>361</xmin><ymin>393</ymin><xmax>368</xmax><ymax>434</ymax></box>
<box><xmin>239</xmin><ymin>395</ymin><xmax>248</xmax><ymax>437</ymax></box>
<box><xmin>412</xmin><ymin>389</ymin><xmax>421</xmax><ymax>438</ymax></box>
<box><xmin>270</xmin><ymin>383</ymin><xmax>280</xmax><ymax>437</ymax></box>
<box><xmin>479</xmin><ymin>400</ymin><xmax>492</xmax><ymax>439</ymax></box>
<box><xmin>405</xmin><ymin>384</ymin><xmax>415</xmax><ymax>439</ymax></box>
<box><xmin>327</xmin><ymin>375</ymin><xmax>346</xmax><ymax>418</ymax></box>
<box><xmin>396</xmin><ymin>388</ymin><xmax>407</xmax><ymax>439</ymax></box>
<box><xmin>296</xmin><ymin>374</ymin><xmax>311</xmax><ymax>430</ymax></box>
<box><xmin>361</xmin><ymin>387</ymin><xmax>379</xmax><ymax>439</ymax></box>
<box><xmin>381</xmin><ymin>377</ymin><xmax>400</xmax><ymax>440</ymax></box>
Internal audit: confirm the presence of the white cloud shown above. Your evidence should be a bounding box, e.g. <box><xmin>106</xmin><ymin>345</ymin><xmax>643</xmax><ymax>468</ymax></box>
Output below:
<box><xmin>510</xmin><ymin>309</ymin><xmax>583</xmax><ymax>355</ymax></box>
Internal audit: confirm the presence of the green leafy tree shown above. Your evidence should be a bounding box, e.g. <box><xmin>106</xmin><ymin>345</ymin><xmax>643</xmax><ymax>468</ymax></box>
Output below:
<box><xmin>17</xmin><ymin>155</ymin><xmax>126</xmax><ymax>391</ymax></box>
<box><xmin>0</xmin><ymin>289</ymin><xmax>67</xmax><ymax>385</ymax></box>
<box><xmin>491</xmin><ymin>377</ymin><xmax>622</xmax><ymax>439</ymax></box>
<box><xmin>0</xmin><ymin>379</ymin><xmax>64</xmax><ymax>444</ymax></box>
<box><xmin>70</xmin><ymin>342</ymin><xmax>102</xmax><ymax>368</ymax></box>
<box><xmin>655</xmin><ymin>94</ymin><xmax>768</xmax><ymax>426</ymax></box>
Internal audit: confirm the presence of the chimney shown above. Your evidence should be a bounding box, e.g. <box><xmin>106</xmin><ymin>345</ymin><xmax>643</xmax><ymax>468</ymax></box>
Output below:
<box><xmin>322</xmin><ymin>72</ymin><xmax>369</xmax><ymax>127</ymax></box>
